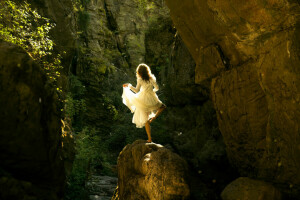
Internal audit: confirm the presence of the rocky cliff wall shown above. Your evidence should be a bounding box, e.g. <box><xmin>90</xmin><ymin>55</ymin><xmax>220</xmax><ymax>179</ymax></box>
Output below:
<box><xmin>0</xmin><ymin>0</ymin><xmax>76</xmax><ymax>199</ymax></box>
<box><xmin>0</xmin><ymin>41</ymin><xmax>73</xmax><ymax>200</ymax></box>
<box><xmin>165</xmin><ymin>0</ymin><xmax>300</xmax><ymax>197</ymax></box>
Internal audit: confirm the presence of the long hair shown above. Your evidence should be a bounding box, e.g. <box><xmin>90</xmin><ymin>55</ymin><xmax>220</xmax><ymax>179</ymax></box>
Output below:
<box><xmin>136</xmin><ymin>63</ymin><xmax>155</xmax><ymax>81</ymax></box>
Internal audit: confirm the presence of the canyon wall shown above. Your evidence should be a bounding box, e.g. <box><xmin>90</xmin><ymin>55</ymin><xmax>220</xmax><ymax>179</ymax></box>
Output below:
<box><xmin>0</xmin><ymin>41</ymin><xmax>73</xmax><ymax>200</ymax></box>
<box><xmin>165</xmin><ymin>0</ymin><xmax>300</xmax><ymax>197</ymax></box>
<box><xmin>0</xmin><ymin>0</ymin><xmax>76</xmax><ymax>199</ymax></box>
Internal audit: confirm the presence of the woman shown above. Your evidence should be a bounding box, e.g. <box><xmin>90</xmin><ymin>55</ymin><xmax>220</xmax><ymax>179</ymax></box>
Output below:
<box><xmin>122</xmin><ymin>63</ymin><xmax>166</xmax><ymax>143</ymax></box>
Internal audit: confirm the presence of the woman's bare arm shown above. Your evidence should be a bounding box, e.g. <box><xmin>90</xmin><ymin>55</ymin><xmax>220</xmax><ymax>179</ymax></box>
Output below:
<box><xmin>129</xmin><ymin>79</ymin><xmax>141</xmax><ymax>93</ymax></box>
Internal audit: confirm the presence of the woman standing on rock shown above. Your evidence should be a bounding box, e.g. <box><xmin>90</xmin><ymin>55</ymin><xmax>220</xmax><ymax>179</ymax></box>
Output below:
<box><xmin>122</xmin><ymin>63</ymin><xmax>166</xmax><ymax>143</ymax></box>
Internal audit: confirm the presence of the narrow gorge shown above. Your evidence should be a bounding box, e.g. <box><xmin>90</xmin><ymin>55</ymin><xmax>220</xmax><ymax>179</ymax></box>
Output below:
<box><xmin>0</xmin><ymin>0</ymin><xmax>299</xmax><ymax>200</ymax></box>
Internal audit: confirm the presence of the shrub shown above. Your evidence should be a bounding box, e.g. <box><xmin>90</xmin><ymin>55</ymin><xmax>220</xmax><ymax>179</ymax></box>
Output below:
<box><xmin>0</xmin><ymin>0</ymin><xmax>62</xmax><ymax>85</ymax></box>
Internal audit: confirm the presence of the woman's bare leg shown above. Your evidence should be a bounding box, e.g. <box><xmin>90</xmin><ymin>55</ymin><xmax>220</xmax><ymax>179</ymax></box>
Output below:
<box><xmin>149</xmin><ymin>104</ymin><xmax>166</xmax><ymax>123</ymax></box>
<box><xmin>145</xmin><ymin>121</ymin><xmax>151</xmax><ymax>142</ymax></box>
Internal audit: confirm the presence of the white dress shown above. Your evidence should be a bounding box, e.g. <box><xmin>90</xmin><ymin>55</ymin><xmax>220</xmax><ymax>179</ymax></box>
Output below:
<box><xmin>122</xmin><ymin>77</ymin><xmax>163</xmax><ymax>128</ymax></box>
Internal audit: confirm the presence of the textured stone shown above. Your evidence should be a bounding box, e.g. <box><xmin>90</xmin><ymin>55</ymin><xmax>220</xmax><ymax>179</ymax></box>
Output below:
<box><xmin>80</xmin><ymin>0</ymin><xmax>149</xmax><ymax>71</ymax></box>
<box><xmin>86</xmin><ymin>176</ymin><xmax>117</xmax><ymax>200</ymax></box>
<box><xmin>161</xmin><ymin>36</ymin><xmax>203</xmax><ymax>105</ymax></box>
<box><xmin>165</xmin><ymin>0</ymin><xmax>300</xmax><ymax>196</ymax></box>
<box><xmin>221</xmin><ymin>177</ymin><xmax>282</xmax><ymax>200</ymax></box>
<box><xmin>105</xmin><ymin>0</ymin><xmax>149</xmax><ymax>67</ymax></box>
<box><xmin>211</xmin><ymin>62</ymin><xmax>269</xmax><ymax>174</ymax></box>
<box><xmin>195</xmin><ymin>44</ymin><xmax>225</xmax><ymax>83</ymax></box>
<box><xmin>0</xmin><ymin>41</ymin><xmax>73</xmax><ymax>200</ymax></box>
<box><xmin>117</xmin><ymin>140</ymin><xmax>190</xmax><ymax>200</ymax></box>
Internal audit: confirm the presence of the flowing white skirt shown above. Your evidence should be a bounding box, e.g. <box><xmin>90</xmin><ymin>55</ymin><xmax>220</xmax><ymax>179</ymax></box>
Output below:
<box><xmin>122</xmin><ymin>87</ymin><xmax>163</xmax><ymax>128</ymax></box>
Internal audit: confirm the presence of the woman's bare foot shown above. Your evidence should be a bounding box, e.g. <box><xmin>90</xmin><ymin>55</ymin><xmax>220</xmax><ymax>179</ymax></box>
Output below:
<box><xmin>147</xmin><ymin>139</ymin><xmax>152</xmax><ymax>143</ymax></box>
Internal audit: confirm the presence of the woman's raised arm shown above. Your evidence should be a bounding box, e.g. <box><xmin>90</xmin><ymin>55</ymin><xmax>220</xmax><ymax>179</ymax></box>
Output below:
<box><xmin>129</xmin><ymin>79</ymin><xmax>141</xmax><ymax>93</ymax></box>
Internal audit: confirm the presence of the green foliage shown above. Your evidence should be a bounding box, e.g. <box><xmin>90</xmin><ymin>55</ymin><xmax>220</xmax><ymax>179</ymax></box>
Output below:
<box><xmin>78</xmin><ymin>11</ymin><xmax>90</xmax><ymax>31</ymax></box>
<box><xmin>136</xmin><ymin>0</ymin><xmax>148</xmax><ymax>8</ymax></box>
<box><xmin>75</xmin><ymin>127</ymin><xmax>103</xmax><ymax>169</ymax></box>
<box><xmin>65</xmin><ymin>127</ymin><xmax>101</xmax><ymax>200</ymax></box>
<box><xmin>134</xmin><ymin>0</ymin><xmax>155</xmax><ymax>16</ymax></box>
<box><xmin>0</xmin><ymin>0</ymin><xmax>63</xmax><ymax>85</ymax></box>
<box><xmin>65</xmin><ymin>126</ymin><xmax>119</xmax><ymax>200</ymax></box>
<box><xmin>65</xmin><ymin>75</ymin><xmax>87</xmax><ymax>120</ymax></box>
<box><xmin>65</xmin><ymin>94</ymin><xmax>86</xmax><ymax>119</ymax></box>
<box><xmin>71</xmin><ymin>0</ymin><xmax>91</xmax><ymax>31</ymax></box>
<box><xmin>0</xmin><ymin>0</ymin><xmax>53</xmax><ymax>57</ymax></box>
<box><xmin>103</xmin><ymin>94</ymin><xmax>118</xmax><ymax>121</ymax></box>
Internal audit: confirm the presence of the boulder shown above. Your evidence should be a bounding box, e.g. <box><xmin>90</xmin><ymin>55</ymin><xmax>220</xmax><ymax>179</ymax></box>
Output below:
<box><xmin>117</xmin><ymin>140</ymin><xmax>190</xmax><ymax>200</ymax></box>
<box><xmin>221</xmin><ymin>177</ymin><xmax>282</xmax><ymax>200</ymax></box>
<box><xmin>165</xmin><ymin>0</ymin><xmax>300</xmax><ymax>195</ymax></box>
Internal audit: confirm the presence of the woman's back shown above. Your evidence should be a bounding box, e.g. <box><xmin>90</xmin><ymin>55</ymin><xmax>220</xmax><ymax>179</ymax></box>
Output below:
<box><xmin>136</xmin><ymin>78</ymin><xmax>159</xmax><ymax>93</ymax></box>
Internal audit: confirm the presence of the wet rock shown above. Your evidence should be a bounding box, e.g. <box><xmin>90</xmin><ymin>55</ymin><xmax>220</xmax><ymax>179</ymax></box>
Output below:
<box><xmin>221</xmin><ymin>177</ymin><xmax>282</xmax><ymax>200</ymax></box>
<box><xmin>117</xmin><ymin>140</ymin><xmax>190</xmax><ymax>200</ymax></box>
<box><xmin>86</xmin><ymin>175</ymin><xmax>117</xmax><ymax>200</ymax></box>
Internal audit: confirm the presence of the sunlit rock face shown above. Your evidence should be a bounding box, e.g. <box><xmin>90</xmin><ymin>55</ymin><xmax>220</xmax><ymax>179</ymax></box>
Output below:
<box><xmin>76</xmin><ymin>0</ymin><xmax>163</xmax><ymax>73</ymax></box>
<box><xmin>0</xmin><ymin>41</ymin><xmax>73</xmax><ymax>200</ymax></box>
<box><xmin>117</xmin><ymin>140</ymin><xmax>190</xmax><ymax>200</ymax></box>
<box><xmin>104</xmin><ymin>0</ymin><xmax>148</xmax><ymax>67</ymax></box>
<box><xmin>221</xmin><ymin>177</ymin><xmax>282</xmax><ymax>200</ymax></box>
<box><xmin>165</xmin><ymin>0</ymin><xmax>300</xmax><ymax>196</ymax></box>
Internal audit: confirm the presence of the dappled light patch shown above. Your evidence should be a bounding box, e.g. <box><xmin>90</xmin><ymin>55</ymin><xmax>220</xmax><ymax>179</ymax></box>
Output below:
<box><xmin>0</xmin><ymin>0</ymin><xmax>63</xmax><ymax>89</ymax></box>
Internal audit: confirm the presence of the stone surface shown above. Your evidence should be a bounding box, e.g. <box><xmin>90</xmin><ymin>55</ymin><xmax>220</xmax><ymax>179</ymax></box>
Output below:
<box><xmin>221</xmin><ymin>177</ymin><xmax>282</xmax><ymax>200</ymax></box>
<box><xmin>85</xmin><ymin>175</ymin><xmax>117</xmax><ymax>200</ymax></box>
<box><xmin>0</xmin><ymin>41</ymin><xmax>73</xmax><ymax>199</ymax></box>
<box><xmin>165</xmin><ymin>0</ymin><xmax>300</xmax><ymax>196</ymax></box>
<box><xmin>105</xmin><ymin>0</ymin><xmax>146</xmax><ymax>67</ymax></box>
<box><xmin>117</xmin><ymin>140</ymin><xmax>190</xmax><ymax>200</ymax></box>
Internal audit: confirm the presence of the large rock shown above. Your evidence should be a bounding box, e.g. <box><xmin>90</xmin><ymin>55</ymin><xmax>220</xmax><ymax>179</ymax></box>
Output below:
<box><xmin>165</xmin><ymin>0</ymin><xmax>300</xmax><ymax>195</ymax></box>
<box><xmin>117</xmin><ymin>140</ymin><xmax>190</xmax><ymax>200</ymax></box>
<box><xmin>221</xmin><ymin>177</ymin><xmax>282</xmax><ymax>200</ymax></box>
<box><xmin>0</xmin><ymin>41</ymin><xmax>73</xmax><ymax>199</ymax></box>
